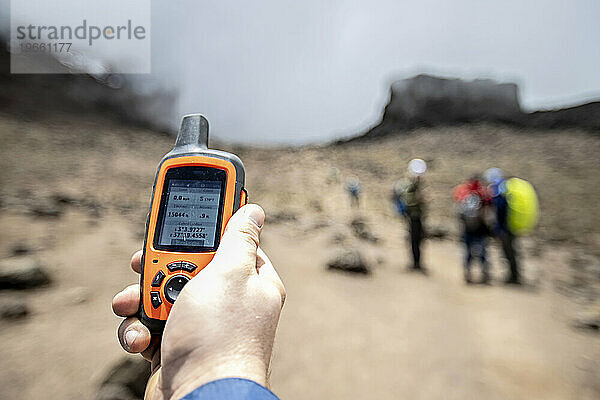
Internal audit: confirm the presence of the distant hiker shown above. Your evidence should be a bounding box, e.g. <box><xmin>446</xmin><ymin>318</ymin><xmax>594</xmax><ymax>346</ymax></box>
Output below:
<box><xmin>484</xmin><ymin>168</ymin><xmax>518</xmax><ymax>283</ymax></box>
<box><xmin>391</xmin><ymin>180</ymin><xmax>408</xmax><ymax>217</ymax></box>
<box><xmin>345</xmin><ymin>176</ymin><xmax>362</xmax><ymax>208</ymax></box>
<box><xmin>484</xmin><ymin>168</ymin><xmax>539</xmax><ymax>285</ymax></box>
<box><xmin>454</xmin><ymin>175</ymin><xmax>492</xmax><ymax>284</ymax></box>
<box><xmin>394</xmin><ymin>159</ymin><xmax>428</xmax><ymax>272</ymax></box>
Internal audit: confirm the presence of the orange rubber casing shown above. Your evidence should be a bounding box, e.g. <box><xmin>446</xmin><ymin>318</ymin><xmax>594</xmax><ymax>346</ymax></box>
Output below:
<box><xmin>139</xmin><ymin>115</ymin><xmax>246</xmax><ymax>333</ymax></box>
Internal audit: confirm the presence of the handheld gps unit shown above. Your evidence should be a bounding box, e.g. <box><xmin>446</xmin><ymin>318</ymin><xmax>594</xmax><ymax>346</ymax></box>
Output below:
<box><xmin>140</xmin><ymin>114</ymin><xmax>247</xmax><ymax>333</ymax></box>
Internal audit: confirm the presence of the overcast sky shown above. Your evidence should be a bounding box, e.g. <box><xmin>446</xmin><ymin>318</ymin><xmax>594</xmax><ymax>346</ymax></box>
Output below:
<box><xmin>3</xmin><ymin>1</ymin><xmax>600</xmax><ymax>143</ymax></box>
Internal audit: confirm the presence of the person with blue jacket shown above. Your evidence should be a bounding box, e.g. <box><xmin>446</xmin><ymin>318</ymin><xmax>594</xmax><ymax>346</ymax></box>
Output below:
<box><xmin>484</xmin><ymin>168</ymin><xmax>520</xmax><ymax>284</ymax></box>
<box><xmin>112</xmin><ymin>205</ymin><xmax>285</xmax><ymax>400</ymax></box>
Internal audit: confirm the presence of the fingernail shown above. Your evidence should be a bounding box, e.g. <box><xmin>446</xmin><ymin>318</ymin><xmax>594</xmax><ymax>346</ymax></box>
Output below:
<box><xmin>124</xmin><ymin>330</ymin><xmax>138</xmax><ymax>350</ymax></box>
<box><xmin>247</xmin><ymin>206</ymin><xmax>265</xmax><ymax>228</ymax></box>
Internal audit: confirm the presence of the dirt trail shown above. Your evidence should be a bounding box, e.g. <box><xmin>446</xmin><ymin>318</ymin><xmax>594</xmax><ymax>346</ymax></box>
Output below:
<box><xmin>0</xmin><ymin>115</ymin><xmax>599</xmax><ymax>399</ymax></box>
<box><xmin>266</xmin><ymin>220</ymin><xmax>600</xmax><ymax>400</ymax></box>
<box><xmin>0</xmin><ymin>208</ymin><xmax>598</xmax><ymax>400</ymax></box>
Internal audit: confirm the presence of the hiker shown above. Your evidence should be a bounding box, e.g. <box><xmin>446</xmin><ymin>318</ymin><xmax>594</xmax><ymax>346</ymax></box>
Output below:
<box><xmin>112</xmin><ymin>205</ymin><xmax>285</xmax><ymax>400</ymax></box>
<box><xmin>391</xmin><ymin>180</ymin><xmax>408</xmax><ymax>217</ymax></box>
<box><xmin>393</xmin><ymin>159</ymin><xmax>428</xmax><ymax>272</ymax></box>
<box><xmin>454</xmin><ymin>175</ymin><xmax>492</xmax><ymax>284</ymax></box>
<box><xmin>484</xmin><ymin>168</ymin><xmax>521</xmax><ymax>284</ymax></box>
<box><xmin>345</xmin><ymin>176</ymin><xmax>362</xmax><ymax>208</ymax></box>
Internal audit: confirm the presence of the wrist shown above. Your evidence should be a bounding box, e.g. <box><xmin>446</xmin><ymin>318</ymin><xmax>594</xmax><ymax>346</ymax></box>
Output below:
<box><xmin>164</xmin><ymin>353</ymin><xmax>269</xmax><ymax>400</ymax></box>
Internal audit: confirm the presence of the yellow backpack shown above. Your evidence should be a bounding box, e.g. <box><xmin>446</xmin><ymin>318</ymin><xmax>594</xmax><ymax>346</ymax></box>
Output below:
<box><xmin>505</xmin><ymin>178</ymin><xmax>539</xmax><ymax>235</ymax></box>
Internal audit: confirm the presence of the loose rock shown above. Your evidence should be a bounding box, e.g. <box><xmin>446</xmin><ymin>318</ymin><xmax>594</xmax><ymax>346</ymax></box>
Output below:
<box><xmin>51</xmin><ymin>192</ymin><xmax>103</xmax><ymax>218</ymax></box>
<box><xmin>350</xmin><ymin>217</ymin><xmax>379</xmax><ymax>243</ymax></box>
<box><xmin>267</xmin><ymin>210</ymin><xmax>297</xmax><ymax>224</ymax></box>
<box><xmin>426</xmin><ymin>226</ymin><xmax>450</xmax><ymax>240</ymax></box>
<box><xmin>327</xmin><ymin>249</ymin><xmax>371</xmax><ymax>274</ymax></box>
<box><xmin>10</xmin><ymin>243</ymin><xmax>33</xmax><ymax>256</ymax></box>
<box><xmin>28</xmin><ymin>197</ymin><xmax>63</xmax><ymax>218</ymax></box>
<box><xmin>66</xmin><ymin>286</ymin><xmax>90</xmax><ymax>305</ymax></box>
<box><xmin>571</xmin><ymin>252</ymin><xmax>600</xmax><ymax>279</ymax></box>
<box><xmin>97</xmin><ymin>384</ymin><xmax>137</xmax><ymax>400</ymax></box>
<box><xmin>311</xmin><ymin>220</ymin><xmax>329</xmax><ymax>230</ymax></box>
<box><xmin>309</xmin><ymin>199</ymin><xmax>323</xmax><ymax>213</ymax></box>
<box><xmin>0</xmin><ymin>258</ymin><xmax>51</xmax><ymax>290</ymax></box>
<box><xmin>330</xmin><ymin>232</ymin><xmax>347</xmax><ymax>245</ymax></box>
<box><xmin>97</xmin><ymin>357</ymin><xmax>150</xmax><ymax>400</ymax></box>
<box><xmin>573</xmin><ymin>305</ymin><xmax>600</xmax><ymax>332</ymax></box>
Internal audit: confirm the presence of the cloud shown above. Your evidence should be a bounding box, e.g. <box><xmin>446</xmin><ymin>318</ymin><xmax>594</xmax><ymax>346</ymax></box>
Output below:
<box><xmin>3</xmin><ymin>0</ymin><xmax>600</xmax><ymax>143</ymax></box>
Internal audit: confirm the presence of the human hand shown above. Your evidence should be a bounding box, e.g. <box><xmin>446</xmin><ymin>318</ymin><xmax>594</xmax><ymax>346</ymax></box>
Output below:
<box><xmin>111</xmin><ymin>204</ymin><xmax>286</xmax><ymax>400</ymax></box>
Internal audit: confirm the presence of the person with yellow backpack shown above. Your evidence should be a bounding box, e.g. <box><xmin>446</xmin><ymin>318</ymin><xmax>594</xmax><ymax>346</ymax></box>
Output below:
<box><xmin>484</xmin><ymin>168</ymin><xmax>539</xmax><ymax>285</ymax></box>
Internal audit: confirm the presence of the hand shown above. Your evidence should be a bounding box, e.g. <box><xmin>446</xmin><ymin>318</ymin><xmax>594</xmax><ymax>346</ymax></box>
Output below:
<box><xmin>112</xmin><ymin>205</ymin><xmax>286</xmax><ymax>400</ymax></box>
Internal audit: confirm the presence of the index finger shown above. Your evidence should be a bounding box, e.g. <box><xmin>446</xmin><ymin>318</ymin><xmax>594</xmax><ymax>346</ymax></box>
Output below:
<box><xmin>131</xmin><ymin>250</ymin><xmax>142</xmax><ymax>274</ymax></box>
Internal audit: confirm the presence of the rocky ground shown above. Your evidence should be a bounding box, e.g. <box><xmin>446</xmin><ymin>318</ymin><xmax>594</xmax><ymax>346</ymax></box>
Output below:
<box><xmin>0</xmin><ymin>112</ymin><xmax>599</xmax><ymax>399</ymax></box>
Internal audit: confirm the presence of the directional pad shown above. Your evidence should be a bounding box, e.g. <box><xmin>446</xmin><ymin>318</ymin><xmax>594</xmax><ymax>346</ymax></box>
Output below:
<box><xmin>166</xmin><ymin>261</ymin><xmax>197</xmax><ymax>273</ymax></box>
<box><xmin>164</xmin><ymin>275</ymin><xmax>189</xmax><ymax>303</ymax></box>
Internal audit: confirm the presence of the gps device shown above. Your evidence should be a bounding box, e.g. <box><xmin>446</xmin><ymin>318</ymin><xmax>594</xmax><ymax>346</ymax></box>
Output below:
<box><xmin>140</xmin><ymin>114</ymin><xmax>247</xmax><ymax>333</ymax></box>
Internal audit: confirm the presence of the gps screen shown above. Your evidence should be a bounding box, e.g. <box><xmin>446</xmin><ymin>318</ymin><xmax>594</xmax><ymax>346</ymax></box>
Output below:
<box><xmin>155</xmin><ymin>167</ymin><xmax>226</xmax><ymax>251</ymax></box>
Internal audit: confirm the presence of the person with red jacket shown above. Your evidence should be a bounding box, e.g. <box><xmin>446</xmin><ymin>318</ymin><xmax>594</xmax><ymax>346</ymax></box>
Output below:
<box><xmin>454</xmin><ymin>176</ymin><xmax>492</xmax><ymax>284</ymax></box>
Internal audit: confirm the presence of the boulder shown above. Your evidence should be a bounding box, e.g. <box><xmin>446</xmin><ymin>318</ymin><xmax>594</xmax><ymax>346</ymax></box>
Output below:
<box><xmin>0</xmin><ymin>258</ymin><xmax>51</xmax><ymax>290</ymax></box>
<box><xmin>0</xmin><ymin>299</ymin><xmax>29</xmax><ymax>320</ymax></box>
<box><xmin>97</xmin><ymin>357</ymin><xmax>150</xmax><ymax>400</ymax></box>
<box><xmin>327</xmin><ymin>249</ymin><xmax>370</xmax><ymax>274</ymax></box>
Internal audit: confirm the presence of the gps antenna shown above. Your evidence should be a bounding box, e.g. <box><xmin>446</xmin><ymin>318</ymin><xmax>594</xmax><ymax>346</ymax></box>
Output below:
<box><xmin>175</xmin><ymin>114</ymin><xmax>209</xmax><ymax>150</ymax></box>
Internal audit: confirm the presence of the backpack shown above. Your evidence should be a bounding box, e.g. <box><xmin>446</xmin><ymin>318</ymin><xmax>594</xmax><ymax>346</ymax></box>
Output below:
<box><xmin>504</xmin><ymin>178</ymin><xmax>539</xmax><ymax>235</ymax></box>
<box><xmin>460</xmin><ymin>193</ymin><xmax>485</xmax><ymax>233</ymax></box>
<box><xmin>394</xmin><ymin>197</ymin><xmax>408</xmax><ymax>216</ymax></box>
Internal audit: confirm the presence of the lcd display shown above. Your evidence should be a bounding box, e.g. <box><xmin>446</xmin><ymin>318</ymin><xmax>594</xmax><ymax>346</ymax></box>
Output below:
<box><xmin>154</xmin><ymin>167</ymin><xmax>226</xmax><ymax>251</ymax></box>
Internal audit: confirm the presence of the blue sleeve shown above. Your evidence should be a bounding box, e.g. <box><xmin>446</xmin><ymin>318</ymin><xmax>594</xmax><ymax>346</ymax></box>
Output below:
<box><xmin>181</xmin><ymin>378</ymin><xmax>279</xmax><ymax>400</ymax></box>
<box><xmin>494</xmin><ymin>195</ymin><xmax>509</xmax><ymax>232</ymax></box>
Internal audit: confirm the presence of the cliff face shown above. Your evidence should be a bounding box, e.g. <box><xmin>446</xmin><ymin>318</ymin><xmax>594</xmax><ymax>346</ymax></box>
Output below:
<box><xmin>365</xmin><ymin>74</ymin><xmax>599</xmax><ymax>138</ymax></box>
<box><xmin>0</xmin><ymin>40</ymin><xmax>175</xmax><ymax>132</ymax></box>
<box><xmin>385</xmin><ymin>74</ymin><xmax>521</xmax><ymax>125</ymax></box>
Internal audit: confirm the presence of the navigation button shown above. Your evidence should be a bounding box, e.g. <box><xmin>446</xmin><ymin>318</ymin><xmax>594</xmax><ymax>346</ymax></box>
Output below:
<box><xmin>164</xmin><ymin>275</ymin><xmax>190</xmax><ymax>303</ymax></box>
<box><xmin>150</xmin><ymin>291</ymin><xmax>162</xmax><ymax>308</ymax></box>
<box><xmin>180</xmin><ymin>261</ymin><xmax>197</xmax><ymax>272</ymax></box>
<box><xmin>166</xmin><ymin>261</ymin><xmax>182</xmax><ymax>272</ymax></box>
<box><xmin>151</xmin><ymin>270</ymin><xmax>166</xmax><ymax>287</ymax></box>
<box><xmin>166</xmin><ymin>261</ymin><xmax>197</xmax><ymax>273</ymax></box>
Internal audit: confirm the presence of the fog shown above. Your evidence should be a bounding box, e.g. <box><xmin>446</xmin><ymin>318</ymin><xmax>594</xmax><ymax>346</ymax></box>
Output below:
<box><xmin>2</xmin><ymin>0</ymin><xmax>600</xmax><ymax>143</ymax></box>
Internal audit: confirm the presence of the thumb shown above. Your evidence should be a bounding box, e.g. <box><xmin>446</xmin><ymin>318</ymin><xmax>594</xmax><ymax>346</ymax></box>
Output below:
<box><xmin>211</xmin><ymin>204</ymin><xmax>265</xmax><ymax>274</ymax></box>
